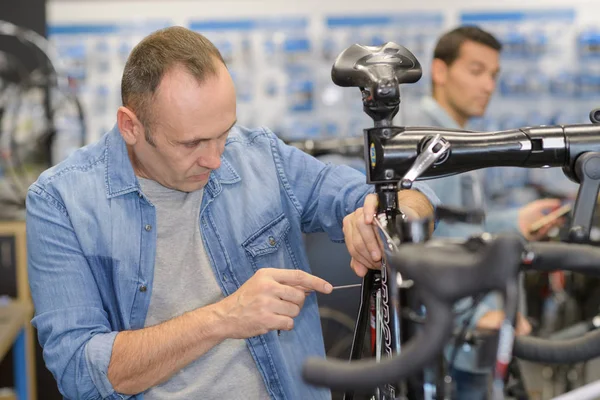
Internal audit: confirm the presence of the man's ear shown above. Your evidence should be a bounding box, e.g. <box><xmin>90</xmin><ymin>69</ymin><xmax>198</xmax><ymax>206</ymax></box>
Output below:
<box><xmin>117</xmin><ymin>106</ymin><xmax>143</xmax><ymax>145</ymax></box>
<box><xmin>431</xmin><ymin>58</ymin><xmax>449</xmax><ymax>89</ymax></box>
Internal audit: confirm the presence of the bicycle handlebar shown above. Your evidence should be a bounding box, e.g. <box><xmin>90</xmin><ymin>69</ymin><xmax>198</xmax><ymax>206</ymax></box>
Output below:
<box><xmin>512</xmin><ymin>241</ymin><xmax>600</xmax><ymax>363</ymax></box>
<box><xmin>303</xmin><ymin>235</ymin><xmax>600</xmax><ymax>390</ymax></box>
<box><xmin>366</xmin><ymin>124</ymin><xmax>600</xmax><ymax>185</ymax></box>
<box><xmin>303</xmin><ymin>291</ymin><xmax>453</xmax><ymax>391</ymax></box>
<box><xmin>303</xmin><ymin>234</ymin><xmax>524</xmax><ymax>391</ymax></box>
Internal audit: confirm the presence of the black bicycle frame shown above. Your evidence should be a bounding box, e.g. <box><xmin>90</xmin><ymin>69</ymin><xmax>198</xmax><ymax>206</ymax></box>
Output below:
<box><xmin>344</xmin><ymin>144</ymin><xmax>435</xmax><ymax>400</ymax></box>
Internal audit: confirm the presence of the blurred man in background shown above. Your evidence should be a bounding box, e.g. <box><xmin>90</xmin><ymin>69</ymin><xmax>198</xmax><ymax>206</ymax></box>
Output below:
<box><xmin>403</xmin><ymin>26</ymin><xmax>564</xmax><ymax>399</ymax></box>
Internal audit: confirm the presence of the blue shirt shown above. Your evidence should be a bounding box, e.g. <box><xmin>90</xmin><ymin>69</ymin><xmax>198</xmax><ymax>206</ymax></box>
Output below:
<box><xmin>403</xmin><ymin>97</ymin><xmax>521</xmax><ymax>237</ymax></box>
<box><xmin>26</xmin><ymin>124</ymin><xmax>439</xmax><ymax>400</ymax></box>
<box><xmin>403</xmin><ymin>96</ymin><xmax>520</xmax><ymax>374</ymax></box>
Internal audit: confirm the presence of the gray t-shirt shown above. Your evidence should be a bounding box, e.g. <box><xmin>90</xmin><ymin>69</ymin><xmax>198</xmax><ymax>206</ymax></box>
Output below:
<box><xmin>138</xmin><ymin>178</ymin><xmax>270</xmax><ymax>399</ymax></box>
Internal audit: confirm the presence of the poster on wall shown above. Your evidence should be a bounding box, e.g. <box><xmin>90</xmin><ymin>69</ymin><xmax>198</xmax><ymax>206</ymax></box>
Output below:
<box><xmin>189</xmin><ymin>17</ymin><xmax>316</xmax><ymax>141</ymax></box>
<box><xmin>189</xmin><ymin>13</ymin><xmax>446</xmax><ymax>141</ymax></box>
<box><xmin>460</xmin><ymin>9</ymin><xmax>585</xmax><ymax>207</ymax></box>
<box><xmin>458</xmin><ymin>9</ymin><xmax>597</xmax><ymax>131</ymax></box>
<box><xmin>48</xmin><ymin>20</ymin><xmax>172</xmax><ymax>148</ymax></box>
<box><xmin>44</xmin><ymin>5</ymin><xmax>599</xmax><ymax>146</ymax></box>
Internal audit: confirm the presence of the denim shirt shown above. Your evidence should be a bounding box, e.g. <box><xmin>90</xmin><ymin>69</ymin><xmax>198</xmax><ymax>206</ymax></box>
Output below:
<box><xmin>26</xmin><ymin>124</ymin><xmax>439</xmax><ymax>400</ymax></box>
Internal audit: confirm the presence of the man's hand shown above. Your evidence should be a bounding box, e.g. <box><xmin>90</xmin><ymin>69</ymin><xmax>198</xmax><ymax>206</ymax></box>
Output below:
<box><xmin>343</xmin><ymin>190</ymin><xmax>433</xmax><ymax>278</ymax></box>
<box><xmin>217</xmin><ymin>268</ymin><xmax>332</xmax><ymax>338</ymax></box>
<box><xmin>476</xmin><ymin>310</ymin><xmax>532</xmax><ymax>336</ymax></box>
<box><xmin>518</xmin><ymin>198</ymin><xmax>564</xmax><ymax>241</ymax></box>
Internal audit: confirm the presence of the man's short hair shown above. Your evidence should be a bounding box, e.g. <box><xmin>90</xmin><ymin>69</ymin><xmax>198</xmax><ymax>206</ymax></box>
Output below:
<box><xmin>433</xmin><ymin>26</ymin><xmax>502</xmax><ymax>66</ymax></box>
<box><xmin>121</xmin><ymin>26</ymin><xmax>225</xmax><ymax>144</ymax></box>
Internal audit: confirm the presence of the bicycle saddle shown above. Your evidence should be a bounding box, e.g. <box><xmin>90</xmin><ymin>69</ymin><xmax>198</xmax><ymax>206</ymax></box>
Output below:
<box><xmin>331</xmin><ymin>42</ymin><xmax>422</xmax><ymax>90</ymax></box>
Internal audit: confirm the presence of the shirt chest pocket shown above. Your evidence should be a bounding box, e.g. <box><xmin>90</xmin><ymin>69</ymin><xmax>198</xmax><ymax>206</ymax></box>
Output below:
<box><xmin>242</xmin><ymin>214</ymin><xmax>299</xmax><ymax>272</ymax></box>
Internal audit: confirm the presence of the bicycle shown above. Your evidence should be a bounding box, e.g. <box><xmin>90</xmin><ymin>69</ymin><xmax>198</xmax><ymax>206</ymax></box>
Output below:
<box><xmin>305</xmin><ymin>230</ymin><xmax>600</xmax><ymax>399</ymax></box>
<box><xmin>0</xmin><ymin>20</ymin><xmax>85</xmax><ymax>213</ymax></box>
<box><xmin>301</xmin><ymin>41</ymin><xmax>600</xmax><ymax>400</ymax></box>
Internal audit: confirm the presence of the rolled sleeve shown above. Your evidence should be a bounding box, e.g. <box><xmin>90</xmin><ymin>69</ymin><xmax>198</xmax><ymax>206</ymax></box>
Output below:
<box><xmin>26</xmin><ymin>186</ymin><xmax>130</xmax><ymax>400</ymax></box>
<box><xmin>85</xmin><ymin>332</ymin><xmax>129</xmax><ymax>399</ymax></box>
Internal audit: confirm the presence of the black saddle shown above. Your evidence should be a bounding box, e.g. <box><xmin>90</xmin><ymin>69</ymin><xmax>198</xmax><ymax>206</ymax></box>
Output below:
<box><xmin>332</xmin><ymin>42</ymin><xmax>422</xmax><ymax>90</ymax></box>
<box><xmin>331</xmin><ymin>42</ymin><xmax>422</xmax><ymax>122</ymax></box>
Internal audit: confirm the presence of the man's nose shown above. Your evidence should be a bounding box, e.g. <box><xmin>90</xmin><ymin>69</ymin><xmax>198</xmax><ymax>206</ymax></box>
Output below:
<box><xmin>197</xmin><ymin>142</ymin><xmax>222</xmax><ymax>170</ymax></box>
<box><xmin>483</xmin><ymin>74</ymin><xmax>496</xmax><ymax>94</ymax></box>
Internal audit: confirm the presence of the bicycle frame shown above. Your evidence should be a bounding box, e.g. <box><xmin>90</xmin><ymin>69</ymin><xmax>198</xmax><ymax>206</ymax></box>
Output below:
<box><xmin>343</xmin><ymin>138</ymin><xmax>446</xmax><ymax>400</ymax></box>
<box><xmin>344</xmin><ymin>201</ymin><xmax>435</xmax><ymax>400</ymax></box>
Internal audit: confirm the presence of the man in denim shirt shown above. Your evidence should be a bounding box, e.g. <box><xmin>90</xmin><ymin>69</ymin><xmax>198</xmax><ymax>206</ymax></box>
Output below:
<box><xmin>402</xmin><ymin>26</ymin><xmax>561</xmax><ymax>399</ymax></box>
<box><xmin>26</xmin><ymin>27</ymin><xmax>438</xmax><ymax>400</ymax></box>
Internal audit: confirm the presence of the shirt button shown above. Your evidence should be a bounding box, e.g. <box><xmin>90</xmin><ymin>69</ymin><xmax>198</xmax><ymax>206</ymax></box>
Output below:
<box><xmin>268</xmin><ymin>236</ymin><xmax>276</xmax><ymax>246</ymax></box>
<box><xmin>144</xmin><ymin>224</ymin><xmax>152</xmax><ymax>232</ymax></box>
<box><xmin>139</xmin><ymin>285</ymin><xmax>147</xmax><ymax>292</ymax></box>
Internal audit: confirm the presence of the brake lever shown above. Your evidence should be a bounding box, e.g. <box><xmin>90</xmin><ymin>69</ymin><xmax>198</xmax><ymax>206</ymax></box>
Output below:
<box><xmin>400</xmin><ymin>134</ymin><xmax>450</xmax><ymax>189</ymax></box>
<box><xmin>373</xmin><ymin>135</ymin><xmax>449</xmax><ymax>249</ymax></box>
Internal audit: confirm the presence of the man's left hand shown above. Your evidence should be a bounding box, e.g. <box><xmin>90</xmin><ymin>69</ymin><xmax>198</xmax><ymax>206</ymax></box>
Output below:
<box><xmin>343</xmin><ymin>190</ymin><xmax>432</xmax><ymax>278</ymax></box>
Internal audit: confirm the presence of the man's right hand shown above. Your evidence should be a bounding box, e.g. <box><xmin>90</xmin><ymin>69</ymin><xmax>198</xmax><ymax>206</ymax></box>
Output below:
<box><xmin>217</xmin><ymin>268</ymin><xmax>333</xmax><ymax>338</ymax></box>
<box><xmin>518</xmin><ymin>198</ymin><xmax>564</xmax><ymax>240</ymax></box>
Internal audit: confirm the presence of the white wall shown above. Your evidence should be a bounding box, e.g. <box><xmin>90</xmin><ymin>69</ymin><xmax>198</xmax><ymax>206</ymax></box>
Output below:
<box><xmin>44</xmin><ymin>0</ymin><xmax>600</xmax><ymax>146</ymax></box>
<box><xmin>47</xmin><ymin>0</ymin><xmax>600</xmax><ymax>24</ymax></box>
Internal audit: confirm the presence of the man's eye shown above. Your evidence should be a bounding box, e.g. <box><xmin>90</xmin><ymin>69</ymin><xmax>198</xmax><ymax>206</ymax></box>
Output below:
<box><xmin>184</xmin><ymin>141</ymin><xmax>201</xmax><ymax>148</ymax></box>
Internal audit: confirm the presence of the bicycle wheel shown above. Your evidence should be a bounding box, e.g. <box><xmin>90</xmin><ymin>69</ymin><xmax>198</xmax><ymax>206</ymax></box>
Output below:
<box><xmin>320</xmin><ymin>306</ymin><xmax>357</xmax><ymax>359</ymax></box>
